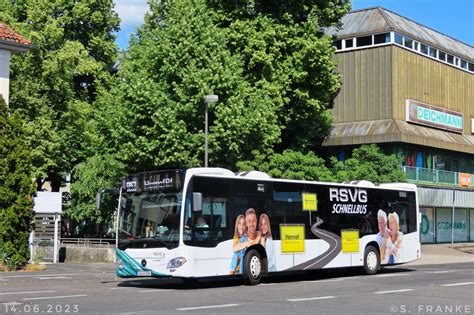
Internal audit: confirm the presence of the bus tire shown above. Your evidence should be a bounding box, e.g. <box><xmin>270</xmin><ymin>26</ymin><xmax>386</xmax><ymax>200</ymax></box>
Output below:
<box><xmin>363</xmin><ymin>245</ymin><xmax>380</xmax><ymax>275</ymax></box>
<box><xmin>243</xmin><ymin>249</ymin><xmax>262</xmax><ymax>285</ymax></box>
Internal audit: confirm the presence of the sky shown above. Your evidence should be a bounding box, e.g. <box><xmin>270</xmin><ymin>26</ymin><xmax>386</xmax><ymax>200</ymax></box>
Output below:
<box><xmin>113</xmin><ymin>0</ymin><xmax>474</xmax><ymax>50</ymax></box>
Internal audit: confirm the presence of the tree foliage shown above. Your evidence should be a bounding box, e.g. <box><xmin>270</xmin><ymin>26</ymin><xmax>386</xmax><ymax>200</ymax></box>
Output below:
<box><xmin>238</xmin><ymin>149</ymin><xmax>335</xmax><ymax>181</ymax></box>
<box><xmin>209</xmin><ymin>0</ymin><xmax>351</xmax><ymax>149</ymax></box>
<box><xmin>1</xmin><ymin>0</ymin><xmax>120</xmax><ymax>188</ymax></box>
<box><xmin>330</xmin><ymin>144</ymin><xmax>406</xmax><ymax>185</ymax></box>
<box><xmin>0</xmin><ymin>96</ymin><xmax>34</xmax><ymax>270</ymax></box>
<box><xmin>104</xmin><ymin>0</ymin><xmax>281</xmax><ymax>172</ymax></box>
<box><xmin>238</xmin><ymin>145</ymin><xmax>406</xmax><ymax>185</ymax></box>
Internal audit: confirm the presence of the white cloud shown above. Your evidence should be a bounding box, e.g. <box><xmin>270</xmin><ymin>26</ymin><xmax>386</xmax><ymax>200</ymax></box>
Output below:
<box><xmin>114</xmin><ymin>0</ymin><xmax>148</xmax><ymax>25</ymax></box>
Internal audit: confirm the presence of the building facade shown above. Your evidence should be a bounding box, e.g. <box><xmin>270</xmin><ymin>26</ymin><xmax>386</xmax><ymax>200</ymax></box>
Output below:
<box><xmin>325</xmin><ymin>7</ymin><xmax>474</xmax><ymax>243</ymax></box>
<box><xmin>0</xmin><ymin>23</ymin><xmax>31</xmax><ymax>105</ymax></box>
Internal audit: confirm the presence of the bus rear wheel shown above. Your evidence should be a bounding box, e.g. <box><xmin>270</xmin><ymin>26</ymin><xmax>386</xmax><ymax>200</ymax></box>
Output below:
<box><xmin>363</xmin><ymin>245</ymin><xmax>380</xmax><ymax>275</ymax></box>
<box><xmin>243</xmin><ymin>249</ymin><xmax>262</xmax><ymax>285</ymax></box>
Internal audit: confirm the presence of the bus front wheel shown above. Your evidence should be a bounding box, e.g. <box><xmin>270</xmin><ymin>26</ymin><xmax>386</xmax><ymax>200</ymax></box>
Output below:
<box><xmin>243</xmin><ymin>249</ymin><xmax>262</xmax><ymax>285</ymax></box>
<box><xmin>363</xmin><ymin>245</ymin><xmax>380</xmax><ymax>275</ymax></box>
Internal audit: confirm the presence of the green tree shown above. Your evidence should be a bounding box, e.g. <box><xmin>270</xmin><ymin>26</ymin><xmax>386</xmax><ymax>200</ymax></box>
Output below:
<box><xmin>331</xmin><ymin>144</ymin><xmax>406</xmax><ymax>184</ymax></box>
<box><xmin>105</xmin><ymin>0</ymin><xmax>280</xmax><ymax>172</ymax></box>
<box><xmin>209</xmin><ymin>0</ymin><xmax>351</xmax><ymax>150</ymax></box>
<box><xmin>1</xmin><ymin>0</ymin><xmax>120</xmax><ymax>190</ymax></box>
<box><xmin>0</xmin><ymin>96</ymin><xmax>34</xmax><ymax>270</ymax></box>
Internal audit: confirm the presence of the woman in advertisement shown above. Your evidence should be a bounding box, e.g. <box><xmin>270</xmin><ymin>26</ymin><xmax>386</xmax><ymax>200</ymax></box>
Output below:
<box><xmin>259</xmin><ymin>213</ymin><xmax>276</xmax><ymax>272</ymax></box>
<box><xmin>229</xmin><ymin>214</ymin><xmax>246</xmax><ymax>275</ymax></box>
<box><xmin>386</xmin><ymin>212</ymin><xmax>404</xmax><ymax>264</ymax></box>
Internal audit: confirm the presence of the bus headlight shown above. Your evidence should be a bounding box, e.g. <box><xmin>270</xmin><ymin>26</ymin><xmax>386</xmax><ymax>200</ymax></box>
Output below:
<box><xmin>116</xmin><ymin>258</ymin><xmax>124</xmax><ymax>269</ymax></box>
<box><xmin>167</xmin><ymin>257</ymin><xmax>187</xmax><ymax>269</ymax></box>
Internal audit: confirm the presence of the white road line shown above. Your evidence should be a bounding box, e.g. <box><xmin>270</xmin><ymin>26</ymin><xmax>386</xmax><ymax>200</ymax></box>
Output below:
<box><xmin>424</xmin><ymin>270</ymin><xmax>454</xmax><ymax>274</ymax></box>
<box><xmin>288</xmin><ymin>296</ymin><xmax>335</xmax><ymax>302</ymax></box>
<box><xmin>36</xmin><ymin>276</ymin><xmax>72</xmax><ymax>280</ymax></box>
<box><xmin>304</xmin><ymin>278</ymin><xmax>344</xmax><ymax>283</ymax></box>
<box><xmin>177</xmin><ymin>304</ymin><xmax>240</xmax><ymax>311</ymax></box>
<box><xmin>374</xmin><ymin>289</ymin><xmax>414</xmax><ymax>294</ymax></box>
<box><xmin>23</xmin><ymin>294</ymin><xmax>88</xmax><ymax>301</ymax></box>
<box><xmin>1</xmin><ymin>302</ymin><xmax>23</xmax><ymax>306</ymax></box>
<box><xmin>109</xmin><ymin>287</ymin><xmax>129</xmax><ymax>290</ymax></box>
<box><xmin>441</xmin><ymin>282</ymin><xmax>474</xmax><ymax>287</ymax></box>
<box><xmin>260</xmin><ymin>283</ymin><xmax>277</xmax><ymax>286</ymax></box>
<box><xmin>375</xmin><ymin>274</ymin><xmax>409</xmax><ymax>278</ymax></box>
<box><xmin>0</xmin><ymin>290</ymin><xmax>55</xmax><ymax>295</ymax></box>
<box><xmin>138</xmin><ymin>289</ymin><xmax>172</xmax><ymax>293</ymax></box>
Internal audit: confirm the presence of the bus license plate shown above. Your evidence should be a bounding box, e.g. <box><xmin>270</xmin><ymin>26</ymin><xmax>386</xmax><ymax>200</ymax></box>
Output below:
<box><xmin>137</xmin><ymin>270</ymin><xmax>151</xmax><ymax>276</ymax></box>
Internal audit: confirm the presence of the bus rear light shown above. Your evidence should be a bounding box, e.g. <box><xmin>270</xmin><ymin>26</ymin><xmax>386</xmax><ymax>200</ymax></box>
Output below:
<box><xmin>167</xmin><ymin>257</ymin><xmax>187</xmax><ymax>269</ymax></box>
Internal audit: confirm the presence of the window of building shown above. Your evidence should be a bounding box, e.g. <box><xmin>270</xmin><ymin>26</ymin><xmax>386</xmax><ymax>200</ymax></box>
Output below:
<box><xmin>356</xmin><ymin>35</ymin><xmax>372</xmax><ymax>47</ymax></box>
<box><xmin>429</xmin><ymin>47</ymin><xmax>437</xmax><ymax>58</ymax></box>
<box><xmin>374</xmin><ymin>33</ymin><xmax>390</xmax><ymax>44</ymax></box>
<box><xmin>404</xmin><ymin>37</ymin><xmax>413</xmax><ymax>49</ymax></box>
<box><xmin>395</xmin><ymin>33</ymin><xmax>403</xmax><ymax>45</ymax></box>
<box><xmin>460</xmin><ymin>59</ymin><xmax>467</xmax><ymax>69</ymax></box>
<box><xmin>413</xmin><ymin>41</ymin><xmax>419</xmax><ymax>51</ymax></box>
<box><xmin>344</xmin><ymin>38</ymin><xmax>353</xmax><ymax>48</ymax></box>
<box><xmin>438</xmin><ymin>51</ymin><xmax>446</xmax><ymax>62</ymax></box>
<box><xmin>420</xmin><ymin>43</ymin><xmax>429</xmax><ymax>55</ymax></box>
<box><xmin>334</xmin><ymin>40</ymin><xmax>342</xmax><ymax>50</ymax></box>
<box><xmin>469</xmin><ymin>63</ymin><xmax>474</xmax><ymax>72</ymax></box>
<box><xmin>447</xmin><ymin>54</ymin><xmax>454</xmax><ymax>64</ymax></box>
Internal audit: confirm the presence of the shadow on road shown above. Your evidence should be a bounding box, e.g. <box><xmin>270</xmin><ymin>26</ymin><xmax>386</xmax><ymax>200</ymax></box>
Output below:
<box><xmin>116</xmin><ymin>266</ymin><xmax>416</xmax><ymax>290</ymax></box>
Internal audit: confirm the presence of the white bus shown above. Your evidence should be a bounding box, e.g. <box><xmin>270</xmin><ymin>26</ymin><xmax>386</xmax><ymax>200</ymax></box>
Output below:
<box><xmin>116</xmin><ymin>168</ymin><xmax>420</xmax><ymax>285</ymax></box>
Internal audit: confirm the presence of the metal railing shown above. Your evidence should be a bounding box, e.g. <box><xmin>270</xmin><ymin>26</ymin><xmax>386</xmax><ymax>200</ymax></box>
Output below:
<box><xmin>60</xmin><ymin>238</ymin><xmax>115</xmax><ymax>248</ymax></box>
<box><xmin>403</xmin><ymin>166</ymin><xmax>473</xmax><ymax>189</ymax></box>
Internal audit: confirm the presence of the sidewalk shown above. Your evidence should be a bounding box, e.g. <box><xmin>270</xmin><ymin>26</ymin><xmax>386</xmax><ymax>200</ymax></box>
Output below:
<box><xmin>405</xmin><ymin>243</ymin><xmax>474</xmax><ymax>266</ymax></box>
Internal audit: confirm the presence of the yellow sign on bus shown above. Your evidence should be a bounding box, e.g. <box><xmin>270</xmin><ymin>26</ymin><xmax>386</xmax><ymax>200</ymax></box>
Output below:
<box><xmin>280</xmin><ymin>225</ymin><xmax>305</xmax><ymax>253</ymax></box>
<box><xmin>302</xmin><ymin>193</ymin><xmax>317</xmax><ymax>211</ymax></box>
<box><xmin>341</xmin><ymin>230</ymin><xmax>359</xmax><ymax>253</ymax></box>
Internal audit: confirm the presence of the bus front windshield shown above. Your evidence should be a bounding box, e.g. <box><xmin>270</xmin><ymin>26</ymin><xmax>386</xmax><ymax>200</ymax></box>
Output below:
<box><xmin>118</xmin><ymin>191</ymin><xmax>182</xmax><ymax>250</ymax></box>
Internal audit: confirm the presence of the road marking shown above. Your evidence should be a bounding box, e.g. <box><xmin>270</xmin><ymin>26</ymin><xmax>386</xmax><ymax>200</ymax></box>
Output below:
<box><xmin>109</xmin><ymin>287</ymin><xmax>129</xmax><ymax>290</ymax></box>
<box><xmin>22</xmin><ymin>294</ymin><xmax>88</xmax><ymax>301</ymax></box>
<box><xmin>375</xmin><ymin>274</ymin><xmax>408</xmax><ymax>278</ymax></box>
<box><xmin>260</xmin><ymin>283</ymin><xmax>277</xmax><ymax>286</ymax></box>
<box><xmin>441</xmin><ymin>282</ymin><xmax>474</xmax><ymax>287</ymax></box>
<box><xmin>0</xmin><ymin>302</ymin><xmax>23</xmax><ymax>306</ymax></box>
<box><xmin>0</xmin><ymin>290</ymin><xmax>55</xmax><ymax>295</ymax></box>
<box><xmin>287</xmin><ymin>296</ymin><xmax>335</xmax><ymax>302</ymax></box>
<box><xmin>374</xmin><ymin>289</ymin><xmax>414</xmax><ymax>294</ymax></box>
<box><xmin>177</xmin><ymin>304</ymin><xmax>240</xmax><ymax>311</ymax></box>
<box><xmin>424</xmin><ymin>270</ymin><xmax>453</xmax><ymax>274</ymax></box>
<box><xmin>304</xmin><ymin>278</ymin><xmax>344</xmax><ymax>283</ymax></box>
<box><xmin>36</xmin><ymin>276</ymin><xmax>72</xmax><ymax>280</ymax></box>
<box><xmin>138</xmin><ymin>289</ymin><xmax>172</xmax><ymax>293</ymax></box>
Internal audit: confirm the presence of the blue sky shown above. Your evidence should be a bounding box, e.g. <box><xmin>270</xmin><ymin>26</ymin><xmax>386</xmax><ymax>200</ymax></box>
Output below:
<box><xmin>114</xmin><ymin>0</ymin><xmax>474</xmax><ymax>50</ymax></box>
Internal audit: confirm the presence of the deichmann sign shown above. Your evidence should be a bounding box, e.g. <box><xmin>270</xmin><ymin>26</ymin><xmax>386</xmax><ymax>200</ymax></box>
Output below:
<box><xmin>406</xmin><ymin>100</ymin><xmax>463</xmax><ymax>133</ymax></box>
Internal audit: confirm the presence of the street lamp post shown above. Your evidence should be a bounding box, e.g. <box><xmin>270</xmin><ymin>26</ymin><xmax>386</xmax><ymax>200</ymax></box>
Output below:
<box><xmin>203</xmin><ymin>94</ymin><xmax>218</xmax><ymax>167</ymax></box>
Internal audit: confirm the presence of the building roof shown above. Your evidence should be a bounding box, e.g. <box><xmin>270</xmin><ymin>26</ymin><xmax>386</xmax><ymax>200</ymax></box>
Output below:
<box><xmin>0</xmin><ymin>22</ymin><xmax>32</xmax><ymax>52</ymax></box>
<box><xmin>323</xmin><ymin>119</ymin><xmax>474</xmax><ymax>154</ymax></box>
<box><xmin>326</xmin><ymin>7</ymin><xmax>473</xmax><ymax>61</ymax></box>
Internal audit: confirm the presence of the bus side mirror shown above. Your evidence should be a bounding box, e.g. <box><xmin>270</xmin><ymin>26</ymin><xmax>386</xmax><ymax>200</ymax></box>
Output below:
<box><xmin>193</xmin><ymin>192</ymin><xmax>202</xmax><ymax>212</ymax></box>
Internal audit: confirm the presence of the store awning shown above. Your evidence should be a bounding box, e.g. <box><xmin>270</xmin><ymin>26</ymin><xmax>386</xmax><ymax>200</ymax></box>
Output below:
<box><xmin>323</xmin><ymin>119</ymin><xmax>474</xmax><ymax>154</ymax></box>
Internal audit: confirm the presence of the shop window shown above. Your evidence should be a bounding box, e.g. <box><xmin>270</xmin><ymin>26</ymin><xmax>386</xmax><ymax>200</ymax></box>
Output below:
<box><xmin>374</xmin><ymin>33</ymin><xmax>390</xmax><ymax>44</ymax></box>
<box><xmin>420</xmin><ymin>208</ymin><xmax>434</xmax><ymax>243</ymax></box>
<box><xmin>356</xmin><ymin>35</ymin><xmax>372</xmax><ymax>47</ymax></box>
<box><xmin>344</xmin><ymin>38</ymin><xmax>353</xmax><ymax>48</ymax></box>
<box><xmin>436</xmin><ymin>208</ymin><xmax>468</xmax><ymax>243</ymax></box>
<box><xmin>470</xmin><ymin>210</ymin><xmax>474</xmax><ymax>241</ymax></box>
